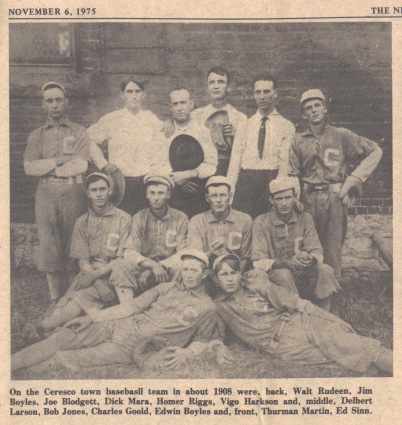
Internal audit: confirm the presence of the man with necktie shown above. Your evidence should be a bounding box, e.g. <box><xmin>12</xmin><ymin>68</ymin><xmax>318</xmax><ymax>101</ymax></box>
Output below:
<box><xmin>227</xmin><ymin>74</ymin><xmax>295</xmax><ymax>218</ymax></box>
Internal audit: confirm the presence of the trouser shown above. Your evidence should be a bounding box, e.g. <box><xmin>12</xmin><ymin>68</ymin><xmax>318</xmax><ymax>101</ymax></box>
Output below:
<box><xmin>232</xmin><ymin>169</ymin><xmax>278</xmax><ymax>219</ymax></box>
<box><xmin>273</xmin><ymin>312</ymin><xmax>382</xmax><ymax>373</ymax></box>
<box><xmin>35</xmin><ymin>181</ymin><xmax>87</xmax><ymax>273</ymax></box>
<box><xmin>12</xmin><ymin>318</ymin><xmax>139</xmax><ymax>371</ymax></box>
<box><xmin>268</xmin><ymin>263</ymin><xmax>340</xmax><ymax>302</ymax></box>
<box><xmin>120</xmin><ymin>176</ymin><xmax>148</xmax><ymax>216</ymax></box>
<box><xmin>110</xmin><ymin>256</ymin><xmax>181</xmax><ymax>303</ymax></box>
<box><xmin>302</xmin><ymin>188</ymin><xmax>347</xmax><ymax>279</ymax></box>
<box><xmin>169</xmin><ymin>178</ymin><xmax>209</xmax><ymax>218</ymax></box>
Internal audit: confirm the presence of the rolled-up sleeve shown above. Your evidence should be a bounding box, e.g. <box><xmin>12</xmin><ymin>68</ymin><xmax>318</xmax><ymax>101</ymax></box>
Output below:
<box><xmin>196</xmin><ymin>129</ymin><xmax>218</xmax><ymax>179</ymax></box>
<box><xmin>123</xmin><ymin>213</ymin><xmax>147</xmax><ymax>265</ymax></box>
<box><xmin>252</xmin><ymin>216</ymin><xmax>275</xmax><ymax>271</ymax></box>
<box><xmin>24</xmin><ymin>129</ymin><xmax>57</xmax><ymax>176</ymax></box>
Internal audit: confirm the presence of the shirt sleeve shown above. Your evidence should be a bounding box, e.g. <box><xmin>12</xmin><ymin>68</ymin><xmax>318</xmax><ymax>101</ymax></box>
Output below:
<box><xmin>351</xmin><ymin>146</ymin><xmax>383</xmax><ymax>182</ymax></box>
<box><xmin>55</xmin><ymin>157</ymin><xmax>88</xmax><ymax>177</ymax></box>
<box><xmin>239</xmin><ymin>215</ymin><xmax>252</xmax><ymax>260</ymax></box>
<box><xmin>91</xmin><ymin>282</ymin><xmax>170</xmax><ymax>323</ymax></box>
<box><xmin>277</xmin><ymin>122</ymin><xmax>296</xmax><ymax>177</ymax></box>
<box><xmin>148</xmin><ymin>132</ymin><xmax>173</xmax><ymax>175</ymax></box>
<box><xmin>191</xmin><ymin>304</ymin><xmax>219</xmax><ymax>343</ymax></box>
<box><xmin>176</xmin><ymin>213</ymin><xmax>189</xmax><ymax>252</ymax></box>
<box><xmin>288</xmin><ymin>138</ymin><xmax>302</xmax><ymax>178</ymax></box>
<box><xmin>90</xmin><ymin>141</ymin><xmax>108</xmax><ymax>170</ymax></box>
<box><xmin>196</xmin><ymin>128</ymin><xmax>218</xmax><ymax>179</ymax></box>
<box><xmin>252</xmin><ymin>216</ymin><xmax>275</xmax><ymax>268</ymax></box>
<box><xmin>69</xmin><ymin>218</ymin><xmax>90</xmax><ymax>260</ymax></box>
<box><xmin>227</xmin><ymin>118</ymin><xmax>248</xmax><ymax>189</ymax></box>
<box><xmin>301</xmin><ymin>213</ymin><xmax>324</xmax><ymax>263</ymax></box>
<box><xmin>123</xmin><ymin>212</ymin><xmax>146</xmax><ymax>265</ymax></box>
<box><xmin>116</xmin><ymin>214</ymin><xmax>133</xmax><ymax>258</ymax></box>
<box><xmin>23</xmin><ymin>129</ymin><xmax>57</xmax><ymax>176</ymax></box>
<box><xmin>245</xmin><ymin>271</ymin><xmax>303</xmax><ymax>313</ymax></box>
<box><xmin>187</xmin><ymin>216</ymin><xmax>206</xmax><ymax>251</ymax></box>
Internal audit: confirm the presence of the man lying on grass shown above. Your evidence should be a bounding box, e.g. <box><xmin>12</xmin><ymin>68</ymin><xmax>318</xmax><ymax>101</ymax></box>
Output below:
<box><xmin>12</xmin><ymin>249</ymin><xmax>217</xmax><ymax>373</ymax></box>
<box><xmin>210</xmin><ymin>253</ymin><xmax>392</xmax><ymax>374</ymax></box>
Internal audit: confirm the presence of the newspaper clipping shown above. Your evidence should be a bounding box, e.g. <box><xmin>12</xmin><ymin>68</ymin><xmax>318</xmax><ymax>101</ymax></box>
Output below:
<box><xmin>1</xmin><ymin>0</ymin><xmax>400</xmax><ymax>423</ymax></box>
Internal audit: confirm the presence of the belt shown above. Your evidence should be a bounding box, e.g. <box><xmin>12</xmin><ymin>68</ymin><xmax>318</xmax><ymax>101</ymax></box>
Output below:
<box><xmin>265</xmin><ymin>312</ymin><xmax>291</xmax><ymax>355</ymax></box>
<box><xmin>303</xmin><ymin>182</ymin><xmax>342</xmax><ymax>194</ymax></box>
<box><xmin>41</xmin><ymin>175</ymin><xmax>83</xmax><ymax>185</ymax></box>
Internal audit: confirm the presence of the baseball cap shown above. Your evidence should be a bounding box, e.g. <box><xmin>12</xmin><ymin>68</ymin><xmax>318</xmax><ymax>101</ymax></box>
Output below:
<box><xmin>144</xmin><ymin>174</ymin><xmax>174</xmax><ymax>190</ymax></box>
<box><xmin>212</xmin><ymin>253</ymin><xmax>241</xmax><ymax>272</ymax></box>
<box><xmin>205</xmin><ymin>175</ymin><xmax>232</xmax><ymax>192</ymax></box>
<box><xmin>300</xmin><ymin>89</ymin><xmax>325</xmax><ymax>105</ymax></box>
<box><xmin>180</xmin><ymin>249</ymin><xmax>209</xmax><ymax>266</ymax></box>
<box><xmin>41</xmin><ymin>81</ymin><xmax>66</xmax><ymax>95</ymax></box>
<box><xmin>269</xmin><ymin>177</ymin><xmax>296</xmax><ymax>195</ymax></box>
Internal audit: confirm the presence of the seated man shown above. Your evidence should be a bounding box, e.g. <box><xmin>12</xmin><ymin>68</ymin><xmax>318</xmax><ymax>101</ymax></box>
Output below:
<box><xmin>252</xmin><ymin>177</ymin><xmax>340</xmax><ymax>311</ymax></box>
<box><xmin>111</xmin><ymin>174</ymin><xmax>188</xmax><ymax>302</ymax></box>
<box><xmin>188</xmin><ymin>176</ymin><xmax>252</xmax><ymax>273</ymax></box>
<box><xmin>150</xmin><ymin>88</ymin><xmax>218</xmax><ymax>218</ymax></box>
<box><xmin>13</xmin><ymin>172</ymin><xmax>131</xmax><ymax>341</ymax></box>
<box><xmin>211</xmin><ymin>254</ymin><xmax>392</xmax><ymax>375</ymax></box>
<box><xmin>12</xmin><ymin>250</ymin><xmax>217</xmax><ymax>373</ymax></box>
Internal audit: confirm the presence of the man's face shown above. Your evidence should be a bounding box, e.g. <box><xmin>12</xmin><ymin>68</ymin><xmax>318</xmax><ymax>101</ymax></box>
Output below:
<box><xmin>302</xmin><ymin>99</ymin><xmax>327</xmax><ymax>125</ymax></box>
<box><xmin>170</xmin><ymin>90</ymin><xmax>193</xmax><ymax>124</ymax></box>
<box><xmin>206</xmin><ymin>185</ymin><xmax>231</xmax><ymax>215</ymax></box>
<box><xmin>42</xmin><ymin>88</ymin><xmax>68</xmax><ymax>120</ymax></box>
<box><xmin>216</xmin><ymin>262</ymin><xmax>241</xmax><ymax>295</ymax></box>
<box><xmin>146</xmin><ymin>183</ymin><xmax>170</xmax><ymax>210</ymax></box>
<box><xmin>271</xmin><ymin>188</ymin><xmax>295</xmax><ymax>219</ymax></box>
<box><xmin>181</xmin><ymin>258</ymin><xmax>206</xmax><ymax>291</ymax></box>
<box><xmin>121</xmin><ymin>81</ymin><xmax>144</xmax><ymax>112</ymax></box>
<box><xmin>253</xmin><ymin>80</ymin><xmax>277</xmax><ymax>114</ymax></box>
<box><xmin>86</xmin><ymin>179</ymin><xmax>112</xmax><ymax>209</ymax></box>
<box><xmin>207</xmin><ymin>72</ymin><xmax>231</xmax><ymax>102</ymax></box>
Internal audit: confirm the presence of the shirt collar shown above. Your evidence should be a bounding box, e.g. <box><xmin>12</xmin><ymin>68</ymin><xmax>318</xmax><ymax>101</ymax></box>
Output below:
<box><xmin>256</xmin><ymin>108</ymin><xmax>279</xmax><ymax>120</ymax></box>
<box><xmin>271</xmin><ymin>209</ymin><xmax>297</xmax><ymax>226</ymax></box>
<box><xmin>301</xmin><ymin>119</ymin><xmax>331</xmax><ymax>137</ymax></box>
<box><xmin>148</xmin><ymin>206</ymin><xmax>171</xmax><ymax>221</ymax></box>
<box><xmin>174</xmin><ymin>278</ymin><xmax>209</xmax><ymax>299</ymax></box>
<box><xmin>87</xmin><ymin>204</ymin><xmax>115</xmax><ymax>219</ymax></box>
<box><xmin>44</xmin><ymin>116</ymin><xmax>70</xmax><ymax>129</ymax></box>
<box><xmin>206</xmin><ymin>208</ymin><xmax>235</xmax><ymax>223</ymax></box>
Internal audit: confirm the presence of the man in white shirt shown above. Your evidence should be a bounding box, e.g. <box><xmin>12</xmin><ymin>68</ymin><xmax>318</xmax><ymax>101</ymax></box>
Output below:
<box><xmin>227</xmin><ymin>74</ymin><xmax>295</xmax><ymax>218</ymax></box>
<box><xmin>192</xmin><ymin>66</ymin><xmax>248</xmax><ymax>176</ymax></box>
<box><xmin>88</xmin><ymin>78</ymin><xmax>163</xmax><ymax>215</ymax></box>
<box><xmin>150</xmin><ymin>88</ymin><xmax>218</xmax><ymax>218</ymax></box>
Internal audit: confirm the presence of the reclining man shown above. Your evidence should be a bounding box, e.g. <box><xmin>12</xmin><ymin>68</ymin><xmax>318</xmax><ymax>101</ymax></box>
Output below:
<box><xmin>13</xmin><ymin>172</ymin><xmax>131</xmax><ymax>341</ymax></box>
<box><xmin>188</xmin><ymin>175</ymin><xmax>252</xmax><ymax>273</ymax></box>
<box><xmin>12</xmin><ymin>250</ymin><xmax>218</xmax><ymax>373</ymax></box>
<box><xmin>252</xmin><ymin>177</ymin><xmax>340</xmax><ymax>311</ymax></box>
<box><xmin>111</xmin><ymin>174</ymin><xmax>188</xmax><ymax>303</ymax></box>
<box><xmin>211</xmin><ymin>253</ymin><xmax>392</xmax><ymax>375</ymax></box>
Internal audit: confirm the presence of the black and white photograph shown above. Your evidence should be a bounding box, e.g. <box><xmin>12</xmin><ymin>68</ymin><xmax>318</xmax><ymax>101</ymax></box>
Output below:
<box><xmin>9</xmin><ymin>21</ymin><xmax>392</xmax><ymax>383</ymax></box>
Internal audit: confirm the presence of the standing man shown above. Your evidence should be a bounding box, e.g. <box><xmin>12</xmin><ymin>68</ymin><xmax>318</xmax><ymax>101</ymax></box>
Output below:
<box><xmin>88</xmin><ymin>77</ymin><xmax>163</xmax><ymax>215</ymax></box>
<box><xmin>111</xmin><ymin>174</ymin><xmax>188</xmax><ymax>302</ymax></box>
<box><xmin>252</xmin><ymin>177</ymin><xmax>340</xmax><ymax>311</ymax></box>
<box><xmin>23</xmin><ymin>82</ymin><xmax>90</xmax><ymax>307</ymax></box>
<box><xmin>192</xmin><ymin>66</ymin><xmax>247</xmax><ymax>176</ymax></box>
<box><xmin>150</xmin><ymin>88</ymin><xmax>217</xmax><ymax>218</ymax></box>
<box><xmin>227</xmin><ymin>74</ymin><xmax>295</xmax><ymax>218</ymax></box>
<box><xmin>289</xmin><ymin>89</ymin><xmax>383</xmax><ymax>278</ymax></box>
<box><xmin>188</xmin><ymin>176</ymin><xmax>252</xmax><ymax>273</ymax></box>
<box><xmin>14</xmin><ymin>172</ymin><xmax>131</xmax><ymax>340</ymax></box>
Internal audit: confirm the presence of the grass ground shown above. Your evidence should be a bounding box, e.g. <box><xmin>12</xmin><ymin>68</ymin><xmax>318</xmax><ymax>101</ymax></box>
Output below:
<box><xmin>11</xmin><ymin>267</ymin><xmax>392</xmax><ymax>380</ymax></box>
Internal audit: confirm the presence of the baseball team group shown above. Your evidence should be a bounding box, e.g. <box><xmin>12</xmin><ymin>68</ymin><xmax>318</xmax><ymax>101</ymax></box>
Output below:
<box><xmin>11</xmin><ymin>66</ymin><xmax>392</xmax><ymax>375</ymax></box>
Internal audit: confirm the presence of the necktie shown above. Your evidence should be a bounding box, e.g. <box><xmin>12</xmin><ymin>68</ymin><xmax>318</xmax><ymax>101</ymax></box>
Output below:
<box><xmin>258</xmin><ymin>116</ymin><xmax>268</xmax><ymax>159</ymax></box>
